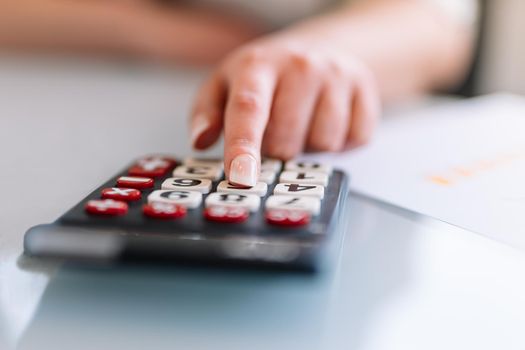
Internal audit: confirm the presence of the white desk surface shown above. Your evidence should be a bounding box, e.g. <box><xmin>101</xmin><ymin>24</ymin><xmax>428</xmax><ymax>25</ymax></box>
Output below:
<box><xmin>1</xmin><ymin>58</ymin><xmax>525</xmax><ymax>350</ymax></box>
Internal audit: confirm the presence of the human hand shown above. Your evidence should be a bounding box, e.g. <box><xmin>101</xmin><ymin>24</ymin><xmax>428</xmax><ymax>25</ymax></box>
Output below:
<box><xmin>0</xmin><ymin>0</ymin><xmax>261</xmax><ymax>64</ymax></box>
<box><xmin>190</xmin><ymin>35</ymin><xmax>381</xmax><ymax>186</ymax></box>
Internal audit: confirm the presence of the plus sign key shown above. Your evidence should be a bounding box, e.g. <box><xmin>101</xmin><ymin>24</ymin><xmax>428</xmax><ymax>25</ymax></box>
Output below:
<box><xmin>85</xmin><ymin>199</ymin><xmax>128</xmax><ymax>216</ymax></box>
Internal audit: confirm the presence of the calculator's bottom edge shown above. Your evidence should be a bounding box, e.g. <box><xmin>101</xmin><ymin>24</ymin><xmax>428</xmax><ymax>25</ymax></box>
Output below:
<box><xmin>24</xmin><ymin>224</ymin><xmax>327</xmax><ymax>272</ymax></box>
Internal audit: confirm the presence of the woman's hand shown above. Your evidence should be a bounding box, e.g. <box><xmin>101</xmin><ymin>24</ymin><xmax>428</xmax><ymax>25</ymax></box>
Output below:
<box><xmin>190</xmin><ymin>36</ymin><xmax>381</xmax><ymax>186</ymax></box>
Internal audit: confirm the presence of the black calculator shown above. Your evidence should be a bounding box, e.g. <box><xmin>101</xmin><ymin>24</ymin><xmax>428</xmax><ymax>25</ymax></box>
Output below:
<box><xmin>24</xmin><ymin>156</ymin><xmax>349</xmax><ymax>271</ymax></box>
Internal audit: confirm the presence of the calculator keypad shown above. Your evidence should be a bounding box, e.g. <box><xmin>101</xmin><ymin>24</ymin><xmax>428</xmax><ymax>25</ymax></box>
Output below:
<box><xmin>84</xmin><ymin>156</ymin><xmax>336</xmax><ymax>229</ymax></box>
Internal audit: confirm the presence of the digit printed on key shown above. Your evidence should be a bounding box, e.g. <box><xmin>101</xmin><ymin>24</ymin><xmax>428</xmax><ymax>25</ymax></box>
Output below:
<box><xmin>148</xmin><ymin>190</ymin><xmax>202</xmax><ymax>209</ymax></box>
<box><xmin>161</xmin><ymin>178</ymin><xmax>212</xmax><ymax>193</ymax></box>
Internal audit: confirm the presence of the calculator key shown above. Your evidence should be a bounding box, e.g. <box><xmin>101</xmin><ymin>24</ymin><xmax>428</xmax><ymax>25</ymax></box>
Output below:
<box><xmin>148</xmin><ymin>190</ymin><xmax>202</xmax><ymax>209</ymax></box>
<box><xmin>273</xmin><ymin>183</ymin><xmax>324</xmax><ymax>199</ymax></box>
<box><xmin>279</xmin><ymin>171</ymin><xmax>328</xmax><ymax>186</ymax></box>
<box><xmin>143</xmin><ymin>202</ymin><xmax>186</xmax><ymax>219</ymax></box>
<box><xmin>216</xmin><ymin>180</ymin><xmax>268</xmax><ymax>197</ymax></box>
<box><xmin>172</xmin><ymin>165</ymin><xmax>223</xmax><ymax>181</ymax></box>
<box><xmin>259</xmin><ymin>169</ymin><xmax>277</xmax><ymax>184</ymax></box>
<box><xmin>161</xmin><ymin>178</ymin><xmax>212</xmax><ymax>194</ymax></box>
<box><xmin>265</xmin><ymin>195</ymin><xmax>321</xmax><ymax>215</ymax></box>
<box><xmin>184</xmin><ymin>157</ymin><xmax>224</xmax><ymax>169</ymax></box>
<box><xmin>128</xmin><ymin>156</ymin><xmax>176</xmax><ymax>177</ymax></box>
<box><xmin>116</xmin><ymin>176</ymin><xmax>154</xmax><ymax>189</ymax></box>
<box><xmin>285</xmin><ymin>161</ymin><xmax>332</xmax><ymax>174</ymax></box>
<box><xmin>205</xmin><ymin>192</ymin><xmax>260</xmax><ymax>212</ymax></box>
<box><xmin>204</xmin><ymin>206</ymin><xmax>249</xmax><ymax>223</ymax></box>
<box><xmin>265</xmin><ymin>209</ymin><xmax>310</xmax><ymax>227</ymax></box>
<box><xmin>261</xmin><ymin>158</ymin><xmax>282</xmax><ymax>172</ymax></box>
<box><xmin>101</xmin><ymin>187</ymin><xmax>141</xmax><ymax>201</ymax></box>
<box><xmin>85</xmin><ymin>199</ymin><xmax>128</xmax><ymax>216</ymax></box>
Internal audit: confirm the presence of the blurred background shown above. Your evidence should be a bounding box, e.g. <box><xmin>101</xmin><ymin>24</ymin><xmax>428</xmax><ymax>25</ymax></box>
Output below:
<box><xmin>0</xmin><ymin>0</ymin><xmax>522</xmax><ymax>96</ymax></box>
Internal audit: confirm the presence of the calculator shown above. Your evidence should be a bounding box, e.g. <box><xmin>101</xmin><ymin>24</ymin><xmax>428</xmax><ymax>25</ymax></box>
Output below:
<box><xmin>24</xmin><ymin>156</ymin><xmax>349</xmax><ymax>271</ymax></box>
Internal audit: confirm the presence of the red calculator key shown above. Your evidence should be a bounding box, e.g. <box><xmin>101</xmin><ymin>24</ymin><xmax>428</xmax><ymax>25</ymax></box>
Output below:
<box><xmin>143</xmin><ymin>202</ymin><xmax>186</xmax><ymax>219</ymax></box>
<box><xmin>204</xmin><ymin>206</ymin><xmax>249</xmax><ymax>223</ymax></box>
<box><xmin>265</xmin><ymin>209</ymin><xmax>310</xmax><ymax>226</ymax></box>
<box><xmin>85</xmin><ymin>199</ymin><xmax>128</xmax><ymax>216</ymax></box>
<box><xmin>116</xmin><ymin>176</ymin><xmax>154</xmax><ymax>189</ymax></box>
<box><xmin>101</xmin><ymin>187</ymin><xmax>141</xmax><ymax>201</ymax></box>
<box><xmin>128</xmin><ymin>156</ymin><xmax>176</xmax><ymax>177</ymax></box>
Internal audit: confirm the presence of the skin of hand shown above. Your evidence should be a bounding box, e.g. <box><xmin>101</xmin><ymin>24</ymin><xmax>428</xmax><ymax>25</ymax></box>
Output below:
<box><xmin>190</xmin><ymin>0</ymin><xmax>475</xmax><ymax>186</ymax></box>
<box><xmin>0</xmin><ymin>0</ymin><xmax>262</xmax><ymax>64</ymax></box>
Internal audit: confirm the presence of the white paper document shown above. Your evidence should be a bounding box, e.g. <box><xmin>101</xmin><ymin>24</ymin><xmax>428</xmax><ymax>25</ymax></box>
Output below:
<box><xmin>302</xmin><ymin>94</ymin><xmax>525</xmax><ymax>248</ymax></box>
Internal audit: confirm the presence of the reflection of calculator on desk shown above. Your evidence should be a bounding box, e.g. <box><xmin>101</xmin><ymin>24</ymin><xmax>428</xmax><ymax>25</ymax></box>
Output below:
<box><xmin>24</xmin><ymin>155</ymin><xmax>349</xmax><ymax>271</ymax></box>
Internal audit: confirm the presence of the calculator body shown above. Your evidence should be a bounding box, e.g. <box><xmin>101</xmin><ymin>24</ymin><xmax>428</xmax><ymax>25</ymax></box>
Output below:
<box><xmin>24</xmin><ymin>157</ymin><xmax>349</xmax><ymax>272</ymax></box>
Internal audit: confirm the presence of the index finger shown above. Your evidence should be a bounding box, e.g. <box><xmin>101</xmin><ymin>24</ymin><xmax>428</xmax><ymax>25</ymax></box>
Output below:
<box><xmin>223</xmin><ymin>64</ymin><xmax>277</xmax><ymax>186</ymax></box>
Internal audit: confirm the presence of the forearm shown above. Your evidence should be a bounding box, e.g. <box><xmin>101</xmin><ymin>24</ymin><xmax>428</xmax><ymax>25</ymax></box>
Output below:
<box><xmin>279</xmin><ymin>0</ymin><xmax>477</xmax><ymax>102</ymax></box>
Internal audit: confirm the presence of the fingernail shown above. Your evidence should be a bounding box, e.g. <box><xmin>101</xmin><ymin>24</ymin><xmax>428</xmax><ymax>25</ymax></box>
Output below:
<box><xmin>190</xmin><ymin>114</ymin><xmax>210</xmax><ymax>148</ymax></box>
<box><xmin>229</xmin><ymin>154</ymin><xmax>257</xmax><ymax>187</ymax></box>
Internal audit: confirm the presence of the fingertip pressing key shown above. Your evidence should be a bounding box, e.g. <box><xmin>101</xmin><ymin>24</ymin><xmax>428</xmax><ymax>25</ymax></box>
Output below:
<box><xmin>229</xmin><ymin>154</ymin><xmax>258</xmax><ymax>187</ymax></box>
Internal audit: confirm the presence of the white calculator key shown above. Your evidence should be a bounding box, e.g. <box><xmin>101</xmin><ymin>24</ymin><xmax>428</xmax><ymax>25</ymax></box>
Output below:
<box><xmin>216</xmin><ymin>180</ymin><xmax>268</xmax><ymax>197</ymax></box>
<box><xmin>172</xmin><ymin>165</ymin><xmax>223</xmax><ymax>181</ymax></box>
<box><xmin>161</xmin><ymin>178</ymin><xmax>212</xmax><ymax>194</ymax></box>
<box><xmin>184</xmin><ymin>157</ymin><xmax>224</xmax><ymax>169</ymax></box>
<box><xmin>259</xmin><ymin>169</ymin><xmax>276</xmax><ymax>184</ymax></box>
<box><xmin>261</xmin><ymin>158</ymin><xmax>282</xmax><ymax>172</ymax></box>
<box><xmin>273</xmin><ymin>183</ymin><xmax>324</xmax><ymax>199</ymax></box>
<box><xmin>148</xmin><ymin>190</ymin><xmax>202</xmax><ymax>209</ymax></box>
<box><xmin>285</xmin><ymin>161</ymin><xmax>332</xmax><ymax>174</ymax></box>
<box><xmin>279</xmin><ymin>171</ymin><xmax>329</xmax><ymax>186</ymax></box>
<box><xmin>205</xmin><ymin>192</ymin><xmax>260</xmax><ymax>212</ymax></box>
<box><xmin>265</xmin><ymin>195</ymin><xmax>321</xmax><ymax>216</ymax></box>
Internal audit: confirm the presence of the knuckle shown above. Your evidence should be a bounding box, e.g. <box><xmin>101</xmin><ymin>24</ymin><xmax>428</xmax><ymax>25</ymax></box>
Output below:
<box><xmin>230</xmin><ymin>91</ymin><xmax>262</xmax><ymax>114</ymax></box>
<box><xmin>289</xmin><ymin>51</ymin><xmax>317</xmax><ymax>74</ymax></box>
<box><xmin>326</xmin><ymin>60</ymin><xmax>345</xmax><ymax>77</ymax></box>
<box><xmin>238</xmin><ymin>47</ymin><xmax>266</xmax><ymax>67</ymax></box>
